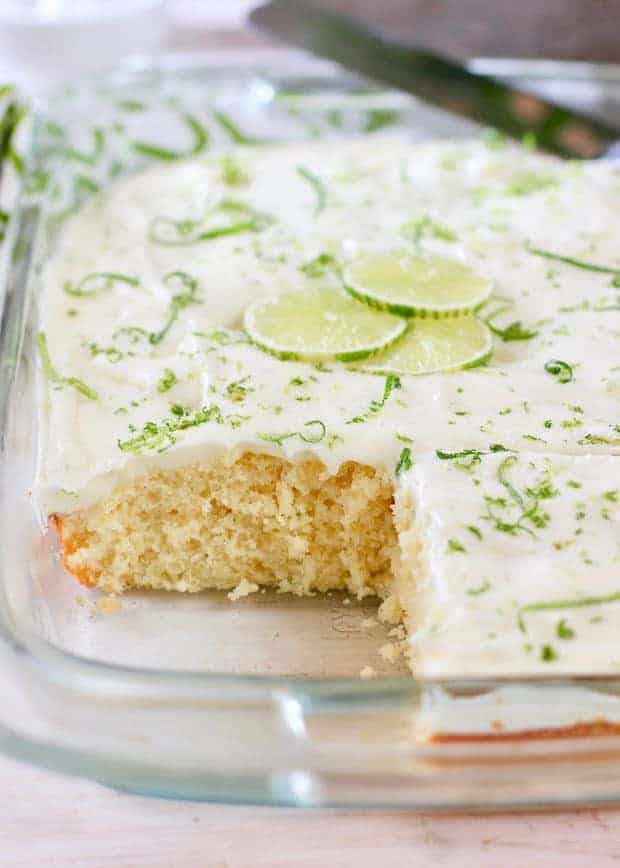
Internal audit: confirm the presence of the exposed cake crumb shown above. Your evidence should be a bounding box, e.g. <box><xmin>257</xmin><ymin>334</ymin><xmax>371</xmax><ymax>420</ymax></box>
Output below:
<box><xmin>228</xmin><ymin>580</ymin><xmax>260</xmax><ymax>601</ymax></box>
<box><xmin>379</xmin><ymin>642</ymin><xmax>401</xmax><ymax>663</ymax></box>
<box><xmin>96</xmin><ymin>595</ymin><xmax>121</xmax><ymax>615</ymax></box>
<box><xmin>378</xmin><ymin>595</ymin><xmax>403</xmax><ymax>625</ymax></box>
<box><xmin>359</xmin><ymin>665</ymin><xmax>376</xmax><ymax>679</ymax></box>
<box><xmin>361</xmin><ymin>617</ymin><xmax>378</xmax><ymax>630</ymax></box>
<box><xmin>56</xmin><ymin>455</ymin><xmax>398</xmax><ymax>599</ymax></box>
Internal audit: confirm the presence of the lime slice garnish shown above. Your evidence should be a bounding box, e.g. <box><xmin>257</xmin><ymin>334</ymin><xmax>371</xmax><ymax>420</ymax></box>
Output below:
<box><xmin>244</xmin><ymin>287</ymin><xmax>407</xmax><ymax>362</ymax></box>
<box><xmin>343</xmin><ymin>252</ymin><xmax>492</xmax><ymax>317</ymax></box>
<box><xmin>360</xmin><ymin>317</ymin><xmax>493</xmax><ymax>375</ymax></box>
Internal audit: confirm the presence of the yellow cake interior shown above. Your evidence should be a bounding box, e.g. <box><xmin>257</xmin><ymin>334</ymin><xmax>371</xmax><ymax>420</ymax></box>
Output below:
<box><xmin>55</xmin><ymin>453</ymin><xmax>409</xmax><ymax>608</ymax></box>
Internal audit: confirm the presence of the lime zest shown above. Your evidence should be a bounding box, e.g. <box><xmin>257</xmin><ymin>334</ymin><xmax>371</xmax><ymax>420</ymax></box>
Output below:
<box><xmin>522</xmin><ymin>592</ymin><xmax>620</xmax><ymax>615</ymax></box>
<box><xmin>505</xmin><ymin>172</ymin><xmax>557</xmax><ymax>196</ymax></box>
<box><xmin>118</xmin><ymin>404</ymin><xmax>224</xmax><ymax>453</ymax></box>
<box><xmin>297</xmin><ymin>165</ymin><xmax>327</xmax><ymax>215</ymax></box>
<box><xmin>482</xmin><ymin>457</ymin><xmax>556</xmax><ymax>541</ymax></box>
<box><xmin>149</xmin><ymin>272</ymin><xmax>200</xmax><ymax>345</ymax></box>
<box><xmin>115</xmin><ymin>98</ymin><xmax>146</xmax><ymax>112</ymax></box>
<box><xmin>257</xmin><ymin>420</ymin><xmax>327</xmax><ymax>447</ymax></box>
<box><xmin>395</xmin><ymin>447</ymin><xmax>413</xmax><ymax>476</ymax></box>
<box><xmin>544</xmin><ymin>359</ymin><xmax>574</xmax><ymax>384</ymax></box>
<box><xmin>578</xmin><ymin>432</ymin><xmax>620</xmax><ymax>447</ymax></box>
<box><xmin>193</xmin><ymin>327</ymin><xmax>250</xmax><ymax>348</ymax></box>
<box><xmin>113</xmin><ymin>326</ymin><xmax>149</xmax><ymax>345</ymax></box>
<box><xmin>436</xmin><ymin>448</ymin><xmax>483</xmax><ymax>461</ymax></box>
<box><xmin>89</xmin><ymin>343</ymin><xmax>124</xmax><ymax>363</ymax></box>
<box><xmin>157</xmin><ymin>368</ymin><xmax>178</xmax><ymax>393</ymax></box>
<box><xmin>364</xmin><ymin>108</ymin><xmax>401</xmax><ymax>132</ymax></box>
<box><xmin>132</xmin><ymin>112</ymin><xmax>209</xmax><ymax>161</ymax></box>
<box><xmin>346</xmin><ymin>375</ymin><xmax>401</xmax><ymax>424</ymax></box>
<box><xmin>64</xmin><ymin>272</ymin><xmax>140</xmax><ymax>298</ymax></box>
<box><xmin>401</xmin><ymin>216</ymin><xmax>457</xmax><ymax>244</ymax></box>
<box><xmin>467</xmin><ymin>580</ymin><xmax>490</xmax><ymax>596</ymax></box>
<box><xmin>487</xmin><ymin>320</ymin><xmax>538</xmax><ymax>341</ymax></box>
<box><xmin>483</xmin><ymin>304</ymin><xmax>538</xmax><ymax>341</ymax></box>
<box><xmin>37</xmin><ymin>332</ymin><xmax>98</xmax><ymax>400</ymax></box>
<box><xmin>0</xmin><ymin>209</ymin><xmax>8</xmax><ymax>242</ymax></box>
<box><xmin>528</xmin><ymin>244</ymin><xmax>620</xmax><ymax>283</ymax></box>
<box><xmin>212</xmin><ymin>110</ymin><xmax>263</xmax><ymax>145</ymax></box>
<box><xmin>54</xmin><ymin>127</ymin><xmax>105</xmax><ymax>166</ymax></box>
<box><xmin>220</xmin><ymin>156</ymin><xmax>250</xmax><ymax>186</ymax></box>
<box><xmin>299</xmin><ymin>252</ymin><xmax>338</xmax><ymax>278</ymax></box>
<box><xmin>0</xmin><ymin>99</ymin><xmax>27</xmax><ymax>174</ymax></box>
<box><xmin>226</xmin><ymin>376</ymin><xmax>254</xmax><ymax>403</ymax></box>
<box><xmin>148</xmin><ymin>199</ymin><xmax>272</xmax><ymax>246</ymax></box>
<box><xmin>557</xmin><ymin>619</ymin><xmax>575</xmax><ymax>639</ymax></box>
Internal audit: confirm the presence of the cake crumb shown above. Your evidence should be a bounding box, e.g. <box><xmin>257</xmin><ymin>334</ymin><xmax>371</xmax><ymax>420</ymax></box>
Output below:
<box><xmin>228</xmin><ymin>580</ymin><xmax>259</xmax><ymax>601</ymax></box>
<box><xmin>361</xmin><ymin>617</ymin><xmax>377</xmax><ymax>630</ymax></box>
<box><xmin>359</xmin><ymin>665</ymin><xmax>376</xmax><ymax>679</ymax></box>
<box><xmin>57</xmin><ymin>454</ymin><xmax>397</xmax><ymax>598</ymax></box>
<box><xmin>378</xmin><ymin>595</ymin><xmax>403</xmax><ymax>625</ymax></box>
<box><xmin>378</xmin><ymin>642</ymin><xmax>401</xmax><ymax>663</ymax></box>
<box><xmin>343</xmin><ymin>597</ymin><xmax>351</xmax><ymax>605</ymax></box>
<box><xmin>389</xmin><ymin>625</ymin><xmax>406</xmax><ymax>641</ymax></box>
<box><xmin>96</xmin><ymin>596</ymin><xmax>121</xmax><ymax>615</ymax></box>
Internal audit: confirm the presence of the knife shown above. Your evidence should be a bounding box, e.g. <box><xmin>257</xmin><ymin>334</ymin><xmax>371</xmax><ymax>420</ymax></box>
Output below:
<box><xmin>250</xmin><ymin>0</ymin><xmax>620</xmax><ymax>160</ymax></box>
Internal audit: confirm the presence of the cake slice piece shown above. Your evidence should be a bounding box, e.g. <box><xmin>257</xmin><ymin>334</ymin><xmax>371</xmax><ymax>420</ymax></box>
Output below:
<box><xmin>394</xmin><ymin>450</ymin><xmax>620</xmax><ymax>676</ymax></box>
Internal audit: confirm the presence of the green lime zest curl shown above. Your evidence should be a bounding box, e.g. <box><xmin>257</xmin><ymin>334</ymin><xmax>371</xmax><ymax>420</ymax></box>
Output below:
<box><xmin>37</xmin><ymin>332</ymin><xmax>98</xmax><ymax>400</ymax></box>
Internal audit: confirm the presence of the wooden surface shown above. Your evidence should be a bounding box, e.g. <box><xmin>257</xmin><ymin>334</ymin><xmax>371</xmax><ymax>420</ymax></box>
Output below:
<box><xmin>4</xmin><ymin>753</ymin><xmax>620</xmax><ymax>867</ymax></box>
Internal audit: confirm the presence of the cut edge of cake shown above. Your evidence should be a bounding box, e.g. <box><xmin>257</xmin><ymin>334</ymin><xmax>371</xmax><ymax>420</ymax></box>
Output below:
<box><xmin>51</xmin><ymin>451</ymin><xmax>410</xmax><ymax>609</ymax></box>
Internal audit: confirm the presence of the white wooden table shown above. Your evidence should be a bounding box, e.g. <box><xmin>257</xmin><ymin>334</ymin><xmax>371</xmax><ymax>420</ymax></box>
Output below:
<box><xmin>4</xmin><ymin>753</ymin><xmax>620</xmax><ymax>867</ymax></box>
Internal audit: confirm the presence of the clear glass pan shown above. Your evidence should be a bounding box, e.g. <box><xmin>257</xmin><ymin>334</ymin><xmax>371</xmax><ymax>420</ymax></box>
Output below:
<box><xmin>2</xmin><ymin>51</ymin><xmax>620</xmax><ymax>808</ymax></box>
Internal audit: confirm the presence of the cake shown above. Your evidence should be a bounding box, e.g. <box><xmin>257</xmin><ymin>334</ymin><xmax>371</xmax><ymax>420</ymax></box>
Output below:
<box><xmin>36</xmin><ymin>135</ymin><xmax>620</xmax><ymax>676</ymax></box>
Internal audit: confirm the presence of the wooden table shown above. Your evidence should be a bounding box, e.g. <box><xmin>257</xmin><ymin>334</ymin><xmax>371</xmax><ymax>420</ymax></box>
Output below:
<box><xmin>4</xmin><ymin>752</ymin><xmax>620</xmax><ymax>867</ymax></box>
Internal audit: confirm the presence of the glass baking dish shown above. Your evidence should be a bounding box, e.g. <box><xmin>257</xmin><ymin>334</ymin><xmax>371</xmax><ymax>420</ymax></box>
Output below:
<box><xmin>2</xmin><ymin>50</ymin><xmax>620</xmax><ymax>808</ymax></box>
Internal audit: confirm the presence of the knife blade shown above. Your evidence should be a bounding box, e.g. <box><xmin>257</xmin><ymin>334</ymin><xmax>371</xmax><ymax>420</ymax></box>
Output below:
<box><xmin>250</xmin><ymin>0</ymin><xmax>620</xmax><ymax>159</ymax></box>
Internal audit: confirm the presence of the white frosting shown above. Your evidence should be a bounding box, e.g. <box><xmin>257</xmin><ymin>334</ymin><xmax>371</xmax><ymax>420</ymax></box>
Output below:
<box><xmin>35</xmin><ymin>136</ymin><xmax>620</xmax><ymax>677</ymax></box>
<box><xmin>404</xmin><ymin>451</ymin><xmax>620</xmax><ymax>676</ymax></box>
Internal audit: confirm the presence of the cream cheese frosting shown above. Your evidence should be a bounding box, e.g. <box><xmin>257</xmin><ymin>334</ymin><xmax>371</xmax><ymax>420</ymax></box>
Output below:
<box><xmin>400</xmin><ymin>451</ymin><xmax>620</xmax><ymax>676</ymax></box>
<box><xmin>36</xmin><ymin>135</ymin><xmax>620</xmax><ymax>674</ymax></box>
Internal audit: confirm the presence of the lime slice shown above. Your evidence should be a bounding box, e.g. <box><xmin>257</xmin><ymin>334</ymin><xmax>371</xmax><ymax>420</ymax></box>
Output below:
<box><xmin>244</xmin><ymin>287</ymin><xmax>407</xmax><ymax>362</ymax></box>
<box><xmin>360</xmin><ymin>317</ymin><xmax>493</xmax><ymax>375</ymax></box>
<box><xmin>343</xmin><ymin>252</ymin><xmax>492</xmax><ymax>317</ymax></box>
